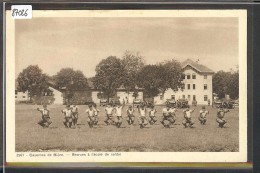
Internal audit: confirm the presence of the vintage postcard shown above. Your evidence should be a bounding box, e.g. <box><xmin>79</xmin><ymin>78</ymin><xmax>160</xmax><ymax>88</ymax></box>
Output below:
<box><xmin>5</xmin><ymin>9</ymin><xmax>247</xmax><ymax>163</ymax></box>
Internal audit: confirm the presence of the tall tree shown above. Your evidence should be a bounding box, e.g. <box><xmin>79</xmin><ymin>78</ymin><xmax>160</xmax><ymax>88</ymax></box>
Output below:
<box><xmin>213</xmin><ymin>70</ymin><xmax>239</xmax><ymax>99</ymax></box>
<box><xmin>93</xmin><ymin>56</ymin><xmax>126</xmax><ymax>101</ymax></box>
<box><xmin>17</xmin><ymin>65</ymin><xmax>49</xmax><ymax>101</ymax></box>
<box><xmin>137</xmin><ymin>65</ymin><xmax>167</xmax><ymax>98</ymax></box>
<box><xmin>137</xmin><ymin>60</ymin><xmax>184</xmax><ymax>100</ymax></box>
<box><xmin>160</xmin><ymin>59</ymin><xmax>184</xmax><ymax>94</ymax></box>
<box><xmin>121</xmin><ymin>50</ymin><xmax>145</xmax><ymax>100</ymax></box>
<box><xmin>53</xmin><ymin>68</ymin><xmax>89</xmax><ymax>103</ymax></box>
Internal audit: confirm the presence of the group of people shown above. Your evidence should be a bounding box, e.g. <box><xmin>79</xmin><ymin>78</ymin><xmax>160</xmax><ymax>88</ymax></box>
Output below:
<box><xmin>36</xmin><ymin>103</ymin><xmax>230</xmax><ymax>129</ymax></box>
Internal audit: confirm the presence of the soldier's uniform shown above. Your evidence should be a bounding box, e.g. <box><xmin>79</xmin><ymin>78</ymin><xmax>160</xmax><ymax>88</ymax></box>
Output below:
<box><xmin>70</xmin><ymin>105</ymin><xmax>79</xmax><ymax>126</ymax></box>
<box><xmin>161</xmin><ymin>106</ymin><xmax>175</xmax><ymax>128</ymax></box>
<box><xmin>182</xmin><ymin>108</ymin><xmax>195</xmax><ymax>128</ymax></box>
<box><xmin>126</xmin><ymin>106</ymin><xmax>135</xmax><ymax>125</ymax></box>
<box><xmin>93</xmin><ymin>106</ymin><xmax>100</xmax><ymax>125</ymax></box>
<box><xmin>216</xmin><ymin>107</ymin><xmax>229</xmax><ymax>128</ymax></box>
<box><xmin>104</xmin><ymin>105</ymin><xmax>115</xmax><ymax>125</ymax></box>
<box><xmin>139</xmin><ymin>107</ymin><xmax>148</xmax><ymax>128</ymax></box>
<box><xmin>114</xmin><ymin>105</ymin><xmax>123</xmax><ymax>128</ymax></box>
<box><xmin>199</xmin><ymin>106</ymin><xmax>209</xmax><ymax>125</ymax></box>
<box><xmin>61</xmin><ymin>106</ymin><xmax>73</xmax><ymax>128</ymax></box>
<box><xmin>148</xmin><ymin>107</ymin><xmax>157</xmax><ymax>125</ymax></box>
<box><xmin>85</xmin><ymin>106</ymin><xmax>96</xmax><ymax>128</ymax></box>
<box><xmin>37</xmin><ymin>105</ymin><xmax>52</xmax><ymax>128</ymax></box>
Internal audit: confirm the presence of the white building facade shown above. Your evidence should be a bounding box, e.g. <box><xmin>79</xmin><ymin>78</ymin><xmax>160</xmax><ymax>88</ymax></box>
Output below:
<box><xmin>154</xmin><ymin>59</ymin><xmax>214</xmax><ymax>105</ymax></box>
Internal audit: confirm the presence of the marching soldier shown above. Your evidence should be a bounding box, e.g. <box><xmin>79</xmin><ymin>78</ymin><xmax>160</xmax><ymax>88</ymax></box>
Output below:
<box><xmin>161</xmin><ymin>105</ymin><xmax>175</xmax><ymax>128</ymax></box>
<box><xmin>70</xmin><ymin>104</ymin><xmax>79</xmax><ymax>126</ymax></box>
<box><xmin>138</xmin><ymin>105</ymin><xmax>148</xmax><ymax>129</ymax></box>
<box><xmin>114</xmin><ymin>104</ymin><xmax>123</xmax><ymax>128</ymax></box>
<box><xmin>85</xmin><ymin>104</ymin><xmax>96</xmax><ymax>128</ymax></box>
<box><xmin>104</xmin><ymin>103</ymin><xmax>115</xmax><ymax>125</ymax></box>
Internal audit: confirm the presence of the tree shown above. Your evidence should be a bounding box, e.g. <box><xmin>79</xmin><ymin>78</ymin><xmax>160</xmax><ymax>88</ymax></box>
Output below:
<box><xmin>53</xmin><ymin>68</ymin><xmax>89</xmax><ymax>103</ymax></box>
<box><xmin>213</xmin><ymin>70</ymin><xmax>239</xmax><ymax>99</ymax></box>
<box><xmin>137</xmin><ymin>60</ymin><xmax>184</xmax><ymax>100</ymax></box>
<box><xmin>93</xmin><ymin>56</ymin><xmax>126</xmax><ymax>101</ymax></box>
<box><xmin>17</xmin><ymin>65</ymin><xmax>49</xmax><ymax>101</ymax></box>
<box><xmin>160</xmin><ymin>59</ymin><xmax>185</xmax><ymax>95</ymax></box>
<box><xmin>121</xmin><ymin>50</ymin><xmax>145</xmax><ymax>100</ymax></box>
<box><xmin>137</xmin><ymin>65</ymin><xmax>167</xmax><ymax>98</ymax></box>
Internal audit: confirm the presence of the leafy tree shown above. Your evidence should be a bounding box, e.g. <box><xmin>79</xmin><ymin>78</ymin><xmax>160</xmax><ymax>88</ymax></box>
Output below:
<box><xmin>93</xmin><ymin>56</ymin><xmax>126</xmax><ymax>101</ymax></box>
<box><xmin>121</xmin><ymin>50</ymin><xmax>145</xmax><ymax>101</ymax></box>
<box><xmin>160</xmin><ymin>59</ymin><xmax>185</xmax><ymax>94</ymax></box>
<box><xmin>137</xmin><ymin>60</ymin><xmax>184</xmax><ymax>100</ymax></box>
<box><xmin>53</xmin><ymin>68</ymin><xmax>89</xmax><ymax>103</ymax></box>
<box><xmin>213</xmin><ymin>70</ymin><xmax>239</xmax><ymax>99</ymax></box>
<box><xmin>132</xmin><ymin>91</ymin><xmax>139</xmax><ymax>99</ymax></box>
<box><xmin>137</xmin><ymin>65</ymin><xmax>167</xmax><ymax>98</ymax></box>
<box><xmin>17</xmin><ymin>65</ymin><xmax>49</xmax><ymax>101</ymax></box>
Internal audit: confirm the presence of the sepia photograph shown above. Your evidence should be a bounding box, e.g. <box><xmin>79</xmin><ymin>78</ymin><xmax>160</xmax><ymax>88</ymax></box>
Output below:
<box><xmin>6</xmin><ymin>10</ymin><xmax>247</xmax><ymax>163</ymax></box>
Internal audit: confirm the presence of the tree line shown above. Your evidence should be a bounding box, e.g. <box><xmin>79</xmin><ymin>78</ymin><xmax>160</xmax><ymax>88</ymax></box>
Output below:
<box><xmin>16</xmin><ymin>51</ymin><xmax>239</xmax><ymax>103</ymax></box>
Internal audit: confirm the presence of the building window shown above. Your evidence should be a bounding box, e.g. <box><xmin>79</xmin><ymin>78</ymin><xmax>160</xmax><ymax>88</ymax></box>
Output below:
<box><xmin>193</xmin><ymin>84</ymin><xmax>196</xmax><ymax>90</ymax></box>
<box><xmin>171</xmin><ymin>95</ymin><xmax>175</xmax><ymax>100</ymax></box>
<box><xmin>192</xmin><ymin>73</ymin><xmax>196</xmax><ymax>79</ymax></box>
<box><xmin>187</xmin><ymin>84</ymin><xmax>190</xmax><ymax>90</ymax></box>
<box><xmin>187</xmin><ymin>74</ymin><xmax>190</xmax><ymax>79</ymax></box>
<box><xmin>15</xmin><ymin>96</ymin><xmax>17</xmax><ymax>98</ymax></box>
<box><xmin>204</xmin><ymin>84</ymin><xmax>208</xmax><ymax>90</ymax></box>
<box><xmin>204</xmin><ymin>75</ymin><xmax>207</xmax><ymax>79</ymax></box>
<box><xmin>193</xmin><ymin>95</ymin><xmax>196</xmax><ymax>101</ymax></box>
<box><xmin>204</xmin><ymin>95</ymin><xmax>208</xmax><ymax>101</ymax></box>
<box><xmin>188</xmin><ymin>95</ymin><xmax>191</xmax><ymax>100</ymax></box>
<box><xmin>182</xmin><ymin>95</ymin><xmax>185</xmax><ymax>99</ymax></box>
<box><xmin>22</xmin><ymin>96</ymin><xmax>26</xmax><ymax>98</ymax></box>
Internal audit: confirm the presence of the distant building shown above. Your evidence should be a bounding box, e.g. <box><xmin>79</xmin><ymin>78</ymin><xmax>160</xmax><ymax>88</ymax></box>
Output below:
<box><xmin>15</xmin><ymin>90</ymin><xmax>30</xmax><ymax>102</ymax></box>
<box><xmin>154</xmin><ymin>59</ymin><xmax>214</xmax><ymax>105</ymax></box>
<box><xmin>88</xmin><ymin>79</ymin><xmax>144</xmax><ymax>104</ymax></box>
<box><xmin>47</xmin><ymin>86</ymin><xmax>63</xmax><ymax>104</ymax></box>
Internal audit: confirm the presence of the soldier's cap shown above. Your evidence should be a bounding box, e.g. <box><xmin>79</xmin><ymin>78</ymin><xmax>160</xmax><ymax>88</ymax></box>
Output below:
<box><xmin>202</xmin><ymin>106</ymin><xmax>205</xmax><ymax>109</ymax></box>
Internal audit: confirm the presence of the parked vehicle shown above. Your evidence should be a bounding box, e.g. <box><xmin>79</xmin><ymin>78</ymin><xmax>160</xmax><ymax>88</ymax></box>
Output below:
<box><xmin>133</xmin><ymin>99</ymin><xmax>142</xmax><ymax>107</ymax></box>
<box><xmin>100</xmin><ymin>98</ymin><xmax>108</xmax><ymax>106</ymax></box>
<box><xmin>165</xmin><ymin>99</ymin><xmax>176</xmax><ymax>107</ymax></box>
<box><xmin>177</xmin><ymin>99</ymin><xmax>189</xmax><ymax>108</ymax></box>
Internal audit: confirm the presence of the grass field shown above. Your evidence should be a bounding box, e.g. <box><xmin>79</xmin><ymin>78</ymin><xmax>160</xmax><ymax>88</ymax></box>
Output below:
<box><xmin>15</xmin><ymin>104</ymin><xmax>239</xmax><ymax>152</ymax></box>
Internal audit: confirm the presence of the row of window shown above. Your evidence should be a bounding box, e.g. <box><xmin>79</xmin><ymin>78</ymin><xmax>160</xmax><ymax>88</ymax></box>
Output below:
<box><xmin>183</xmin><ymin>74</ymin><xmax>208</xmax><ymax>80</ymax></box>
<box><xmin>184</xmin><ymin>84</ymin><xmax>208</xmax><ymax>90</ymax></box>
<box><xmin>170</xmin><ymin>95</ymin><xmax>208</xmax><ymax>101</ymax></box>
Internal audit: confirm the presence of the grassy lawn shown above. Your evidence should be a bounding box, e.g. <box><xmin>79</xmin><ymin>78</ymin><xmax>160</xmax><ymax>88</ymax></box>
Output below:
<box><xmin>15</xmin><ymin>104</ymin><xmax>239</xmax><ymax>152</ymax></box>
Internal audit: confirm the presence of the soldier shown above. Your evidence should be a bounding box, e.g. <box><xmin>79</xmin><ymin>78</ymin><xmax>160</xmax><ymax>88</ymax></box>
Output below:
<box><xmin>61</xmin><ymin>105</ymin><xmax>73</xmax><ymax>128</ymax></box>
<box><xmin>85</xmin><ymin>104</ymin><xmax>96</xmax><ymax>128</ymax></box>
<box><xmin>36</xmin><ymin>104</ymin><xmax>52</xmax><ymax>128</ymax></box>
<box><xmin>70</xmin><ymin>104</ymin><xmax>79</xmax><ymax>126</ymax></box>
<box><xmin>216</xmin><ymin>105</ymin><xmax>230</xmax><ymax>128</ymax></box>
<box><xmin>198</xmin><ymin>106</ymin><xmax>209</xmax><ymax>125</ymax></box>
<box><xmin>161</xmin><ymin>105</ymin><xmax>175</xmax><ymax>128</ymax></box>
<box><xmin>126</xmin><ymin>105</ymin><xmax>135</xmax><ymax>125</ymax></box>
<box><xmin>182</xmin><ymin>106</ymin><xmax>195</xmax><ymax>128</ymax></box>
<box><xmin>148</xmin><ymin>105</ymin><xmax>157</xmax><ymax>125</ymax></box>
<box><xmin>114</xmin><ymin>104</ymin><xmax>123</xmax><ymax>128</ymax></box>
<box><xmin>170</xmin><ymin>105</ymin><xmax>178</xmax><ymax>123</ymax></box>
<box><xmin>138</xmin><ymin>105</ymin><xmax>148</xmax><ymax>129</ymax></box>
<box><xmin>104</xmin><ymin>103</ymin><xmax>115</xmax><ymax>125</ymax></box>
<box><xmin>93</xmin><ymin>103</ymin><xmax>100</xmax><ymax>125</ymax></box>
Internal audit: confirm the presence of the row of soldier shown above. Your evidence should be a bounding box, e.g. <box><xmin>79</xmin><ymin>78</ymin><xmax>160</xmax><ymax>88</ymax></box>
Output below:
<box><xmin>36</xmin><ymin>103</ymin><xmax>230</xmax><ymax>129</ymax></box>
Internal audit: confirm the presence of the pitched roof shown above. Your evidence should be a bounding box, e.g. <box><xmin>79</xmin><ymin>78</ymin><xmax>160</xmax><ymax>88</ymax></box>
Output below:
<box><xmin>181</xmin><ymin>59</ymin><xmax>214</xmax><ymax>74</ymax></box>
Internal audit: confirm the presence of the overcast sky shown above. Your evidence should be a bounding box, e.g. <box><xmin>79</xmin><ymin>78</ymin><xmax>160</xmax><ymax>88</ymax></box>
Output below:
<box><xmin>15</xmin><ymin>17</ymin><xmax>238</xmax><ymax>78</ymax></box>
